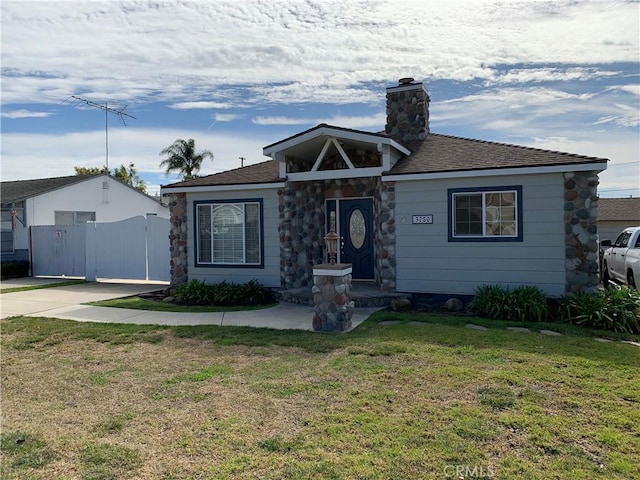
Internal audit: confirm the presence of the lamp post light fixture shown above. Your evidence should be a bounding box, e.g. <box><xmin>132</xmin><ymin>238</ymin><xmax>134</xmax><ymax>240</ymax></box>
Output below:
<box><xmin>325</xmin><ymin>228</ymin><xmax>340</xmax><ymax>265</ymax></box>
<box><xmin>324</xmin><ymin>211</ymin><xmax>340</xmax><ymax>265</ymax></box>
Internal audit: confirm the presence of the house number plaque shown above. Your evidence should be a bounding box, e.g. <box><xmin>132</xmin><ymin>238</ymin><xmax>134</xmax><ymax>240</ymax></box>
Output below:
<box><xmin>412</xmin><ymin>215</ymin><xmax>433</xmax><ymax>224</ymax></box>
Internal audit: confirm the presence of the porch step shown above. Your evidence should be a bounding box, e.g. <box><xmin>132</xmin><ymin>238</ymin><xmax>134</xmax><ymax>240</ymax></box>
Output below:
<box><xmin>276</xmin><ymin>284</ymin><xmax>411</xmax><ymax>308</ymax></box>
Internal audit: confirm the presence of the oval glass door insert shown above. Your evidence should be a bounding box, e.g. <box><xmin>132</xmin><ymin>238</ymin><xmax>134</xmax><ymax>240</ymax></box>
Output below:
<box><xmin>349</xmin><ymin>208</ymin><xmax>366</xmax><ymax>249</ymax></box>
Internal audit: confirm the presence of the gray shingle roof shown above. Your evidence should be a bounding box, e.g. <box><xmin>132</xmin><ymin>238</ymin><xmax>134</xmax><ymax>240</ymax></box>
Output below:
<box><xmin>387</xmin><ymin>133</ymin><xmax>608</xmax><ymax>176</ymax></box>
<box><xmin>162</xmin><ymin>132</ymin><xmax>608</xmax><ymax>189</ymax></box>
<box><xmin>1</xmin><ymin>175</ymin><xmax>100</xmax><ymax>204</ymax></box>
<box><xmin>163</xmin><ymin>160</ymin><xmax>282</xmax><ymax>188</ymax></box>
<box><xmin>598</xmin><ymin>197</ymin><xmax>640</xmax><ymax>222</ymax></box>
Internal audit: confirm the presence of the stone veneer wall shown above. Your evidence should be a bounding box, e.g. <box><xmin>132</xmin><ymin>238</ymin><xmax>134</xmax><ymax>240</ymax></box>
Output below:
<box><xmin>564</xmin><ymin>171</ymin><xmax>600</xmax><ymax>293</ymax></box>
<box><xmin>376</xmin><ymin>181</ymin><xmax>397</xmax><ymax>292</ymax></box>
<box><xmin>385</xmin><ymin>83</ymin><xmax>430</xmax><ymax>145</ymax></box>
<box><xmin>279</xmin><ymin>182</ymin><xmax>325</xmax><ymax>289</ymax></box>
<box><xmin>169</xmin><ymin>193</ymin><xmax>189</xmax><ymax>289</ymax></box>
<box><xmin>279</xmin><ymin>177</ymin><xmax>398</xmax><ymax>291</ymax></box>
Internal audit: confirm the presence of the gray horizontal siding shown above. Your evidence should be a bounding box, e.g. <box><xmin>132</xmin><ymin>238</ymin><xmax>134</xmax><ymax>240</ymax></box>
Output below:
<box><xmin>186</xmin><ymin>188</ymin><xmax>281</xmax><ymax>287</ymax></box>
<box><xmin>394</xmin><ymin>173</ymin><xmax>566</xmax><ymax>296</ymax></box>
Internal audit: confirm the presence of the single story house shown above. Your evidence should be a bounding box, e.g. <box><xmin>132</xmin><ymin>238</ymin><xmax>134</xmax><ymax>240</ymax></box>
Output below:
<box><xmin>597</xmin><ymin>197</ymin><xmax>640</xmax><ymax>242</ymax></box>
<box><xmin>161</xmin><ymin>79</ymin><xmax>607</xmax><ymax>297</ymax></box>
<box><xmin>1</xmin><ymin>174</ymin><xmax>168</xmax><ymax>263</ymax></box>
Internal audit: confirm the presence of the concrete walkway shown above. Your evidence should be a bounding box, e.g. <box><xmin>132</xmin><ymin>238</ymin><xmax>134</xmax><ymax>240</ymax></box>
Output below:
<box><xmin>0</xmin><ymin>278</ymin><xmax>380</xmax><ymax>331</ymax></box>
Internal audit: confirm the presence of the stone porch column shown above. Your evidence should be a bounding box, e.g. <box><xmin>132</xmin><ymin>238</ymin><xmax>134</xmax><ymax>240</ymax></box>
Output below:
<box><xmin>312</xmin><ymin>264</ymin><xmax>354</xmax><ymax>332</ymax></box>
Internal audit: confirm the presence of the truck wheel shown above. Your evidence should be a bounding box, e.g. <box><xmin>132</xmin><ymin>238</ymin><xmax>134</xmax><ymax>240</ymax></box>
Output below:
<box><xmin>628</xmin><ymin>270</ymin><xmax>636</xmax><ymax>289</ymax></box>
<box><xmin>602</xmin><ymin>263</ymin><xmax>611</xmax><ymax>287</ymax></box>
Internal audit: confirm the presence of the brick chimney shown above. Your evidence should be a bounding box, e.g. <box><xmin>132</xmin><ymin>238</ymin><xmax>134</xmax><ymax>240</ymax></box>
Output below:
<box><xmin>385</xmin><ymin>77</ymin><xmax>430</xmax><ymax>145</ymax></box>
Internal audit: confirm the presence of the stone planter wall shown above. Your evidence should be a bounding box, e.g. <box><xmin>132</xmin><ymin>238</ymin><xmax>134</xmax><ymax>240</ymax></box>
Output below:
<box><xmin>564</xmin><ymin>171</ymin><xmax>600</xmax><ymax>293</ymax></box>
<box><xmin>168</xmin><ymin>193</ymin><xmax>189</xmax><ymax>289</ymax></box>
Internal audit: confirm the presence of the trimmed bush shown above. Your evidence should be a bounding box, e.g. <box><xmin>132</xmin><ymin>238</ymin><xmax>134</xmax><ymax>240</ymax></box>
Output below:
<box><xmin>471</xmin><ymin>285</ymin><xmax>548</xmax><ymax>323</ymax></box>
<box><xmin>174</xmin><ymin>279</ymin><xmax>212</xmax><ymax>305</ymax></box>
<box><xmin>174</xmin><ymin>279</ymin><xmax>274</xmax><ymax>306</ymax></box>
<box><xmin>560</xmin><ymin>287</ymin><xmax>640</xmax><ymax>334</ymax></box>
<box><xmin>1</xmin><ymin>260</ymin><xmax>30</xmax><ymax>279</ymax></box>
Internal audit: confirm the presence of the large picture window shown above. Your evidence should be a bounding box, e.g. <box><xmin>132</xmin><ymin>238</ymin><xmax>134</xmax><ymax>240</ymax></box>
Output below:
<box><xmin>196</xmin><ymin>200</ymin><xmax>263</xmax><ymax>266</ymax></box>
<box><xmin>448</xmin><ymin>186</ymin><xmax>522</xmax><ymax>242</ymax></box>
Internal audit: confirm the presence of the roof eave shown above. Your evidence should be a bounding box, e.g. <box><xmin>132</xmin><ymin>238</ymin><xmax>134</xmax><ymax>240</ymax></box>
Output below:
<box><xmin>161</xmin><ymin>181</ymin><xmax>285</xmax><ymax>194</ymax></box>
<box><xmin>383</xmin><ymin>161</ymin><xmax>609</xmax><ymax>182</ymax></box>
<box><xmin>263</xmin><ymin>124</ymin><xmax>409</xmax><ymax>156</ymax></box>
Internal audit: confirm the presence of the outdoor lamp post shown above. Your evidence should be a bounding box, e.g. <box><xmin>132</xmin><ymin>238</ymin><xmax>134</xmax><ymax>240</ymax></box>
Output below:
<box><xmin>324</xmin><ymin>211</ymin><xmax>340</xmax><ymax>265</ymax></box>
<box><xmin>325</xmin><ymin>229</ymin><xmax>340</xmax><ymax>265</ymax></box>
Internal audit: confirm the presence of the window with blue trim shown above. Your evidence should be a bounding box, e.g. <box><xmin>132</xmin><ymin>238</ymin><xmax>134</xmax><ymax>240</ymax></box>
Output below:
<box><xmin>449</xmin><ymin>186</ymin><xmax>522</xmax><ymax>242</ymax></box>
<box><xmin>196</xmin><ymin>200</ymin><xmax>262</xmax><ymax>266</ymax></box>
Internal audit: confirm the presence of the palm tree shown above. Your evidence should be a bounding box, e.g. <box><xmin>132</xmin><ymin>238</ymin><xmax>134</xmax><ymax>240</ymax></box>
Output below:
<box><xmin>159</xmin><ymin>138</ymin><xmax>213</xmax><ymax>181</ymax></box>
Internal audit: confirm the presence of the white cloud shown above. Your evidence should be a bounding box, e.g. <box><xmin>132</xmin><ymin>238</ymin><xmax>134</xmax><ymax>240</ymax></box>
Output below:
<box><xmin>1</xmin><ymin>0</ymin><xmax>637</xmax><ymax>105</ymax></box>
<box><xmin>252</xmin><ymin>116</ymin><xmax>312</xmax><ymax>126</ymax></box>
<box><xmin>487</xmin><ymin>67</ymin><xmax>619</xmax><ymax>85</ymax></box>
<box><xmin>433</xmin><ymin>86</ymin><xmax>638</xmax><ymax>134</ymax></box>
<box><xmin>212</xmin><ymin>113</ymin><xmax>243</xmax><ymax>122</ymax></box>
<box><xmin>0</xmin><ymin>109</ymin><xmax>53</xmax><ymax>119</ymax></box>
<box><xmin>170</xmin><ymin>101</ymin><xmax>235</xmax><ymax>110</ymax></box>
<box><xmin>0</xmin><ymin>128</ymin><xmax>274</xmax><ymax>196</ymax></box>
<box><xmin>318</xmin><ymin>114</ymin><xmax>386</xmax><ymax>130</ymax></box>
<box><xmin>616</xmin><ymin>85</ymin><xmax>640</xmax><ymax>96</ymax></box>
<box><xmin>251</xmin><ymin>113</ymin><xmax>385</xmax><ymax>130</ymax></box>
<box><xmin>531</xmin><ymin>135</ymin><xmax>640</xmax><ymax>197</ymax></box>
<box><xmin>1</xmin><ymin>0</ymin><xmax>637</xmax><ymax>198</ymax></box>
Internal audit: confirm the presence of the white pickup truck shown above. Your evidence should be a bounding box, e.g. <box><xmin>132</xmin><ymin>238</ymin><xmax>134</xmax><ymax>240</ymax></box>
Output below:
<box><xmin>600</xmin><ymin>226</ymin><xmax>640</xmax><ymax>288</ymax></box>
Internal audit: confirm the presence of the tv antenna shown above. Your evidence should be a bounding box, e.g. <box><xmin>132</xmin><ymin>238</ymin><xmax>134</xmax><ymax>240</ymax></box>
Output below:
<box><xmin>67</xmin><ymin>95</ymin><xmax>136</xmax><ymax>170</ymax></box>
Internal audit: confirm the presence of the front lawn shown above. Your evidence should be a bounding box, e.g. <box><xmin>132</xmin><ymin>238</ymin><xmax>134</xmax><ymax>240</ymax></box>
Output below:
<box><xmin>1</xmin><ymin>314</ymin><xmax>639</xmax><ymax>479</ymax></box>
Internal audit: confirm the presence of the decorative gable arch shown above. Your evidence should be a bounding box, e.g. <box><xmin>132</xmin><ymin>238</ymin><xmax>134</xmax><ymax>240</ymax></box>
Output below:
<box><xmin>263</xmin><ymin>124</ymin><xmax>410</xmax><ymax>182</ymax></box>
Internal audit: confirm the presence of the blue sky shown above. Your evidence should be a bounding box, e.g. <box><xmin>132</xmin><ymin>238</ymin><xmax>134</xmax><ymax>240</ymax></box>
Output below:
<box><xmin>1</xmin><ymin>0</ymin><xmax>638</xmax><ymax>197</ymax></box>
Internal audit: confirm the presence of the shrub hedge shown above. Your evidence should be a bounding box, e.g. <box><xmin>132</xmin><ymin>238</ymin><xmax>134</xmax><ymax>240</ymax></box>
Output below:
<box><xmin>174</xmin><ymin>279</ymin><xmax>274</xmax><ymax>307</ymax></box>
<box><xmin>471</xmin><ymin>284</ymin><xmax>640</xmax><ymax>334</ymax></box>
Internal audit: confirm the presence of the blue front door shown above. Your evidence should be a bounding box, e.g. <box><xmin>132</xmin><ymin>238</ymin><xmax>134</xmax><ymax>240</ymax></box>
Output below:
<box><xmin>327</xmin><ymin>198</ymin><xmax>374</xmax><ymax>280</ymax></box>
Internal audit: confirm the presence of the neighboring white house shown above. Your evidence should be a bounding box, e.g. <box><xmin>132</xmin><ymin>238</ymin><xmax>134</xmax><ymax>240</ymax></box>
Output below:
<box><xmin>161</xmin><ymin>79</ymin><xmax>608</xmax><ymax>298</ymax></box>
<box><xmin>597</xmin><ymin>197</ymin><xmax>640</xmax><ymax>242</ymax></box>
<box><xmin>1</xmin><ymin>174</ymin><xmax>169</xmax><ymax>263</ymax></box>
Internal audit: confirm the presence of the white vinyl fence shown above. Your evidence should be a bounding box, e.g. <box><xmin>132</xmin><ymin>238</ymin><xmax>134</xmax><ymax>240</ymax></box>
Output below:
<box><xmin>30</xmin><ymin>215</ymin><xmax>170</xmax><ymax>282</ymax></box>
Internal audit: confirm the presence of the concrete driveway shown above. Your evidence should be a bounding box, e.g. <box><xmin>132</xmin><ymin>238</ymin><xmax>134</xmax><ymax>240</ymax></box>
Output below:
<box><xmin>1</xmin><ymin>279</ymin><xmax>168</xmax><ymax>319</ymax></box>
<box><xmin>0</xmin><ymin>278</ymin><xmax>379</xmax><ymax>330</ymax></box>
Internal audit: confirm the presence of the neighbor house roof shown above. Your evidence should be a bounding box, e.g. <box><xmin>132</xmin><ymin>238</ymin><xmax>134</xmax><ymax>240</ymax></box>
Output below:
<box><xmin>598</xmin><ymin>197</ymin><xmax>640</xmax><ymax>222</ymax></box>
<box><xmin>162</xmin><ymin>131</ymin><xmax>608</xmax><ymax>190</ymax></box>
<box><xmin>1</xmin><ymin>175</ymin><xmax>100</xmax><ymax>204</ymax></box>
<box><xmin>2</xmin><ymin>174</ymin><xmax>164</xmax><ymax>205</ymax></box>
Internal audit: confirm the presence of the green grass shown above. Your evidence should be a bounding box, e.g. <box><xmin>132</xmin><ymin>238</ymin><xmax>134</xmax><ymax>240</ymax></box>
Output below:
<box><xmin>81</xmin><ymin>443</ymin><xmax>142</xmax><ymax>480</ymax></box>
<box><xmin>1</xmin><ymin>312</ymin><xmax>639</xmax><ymax>479</ymax></box>
<box><xmin>87</xmin><ymin>295</ymin><xmax>277</xmax><ymax>312</ymax></box>
<box><xmin>0</xmin><ymin>431</ymin><xmax>56</xmax><ymax>472</ymax></box>
<box><xmin>0</xmin><ymin>279</ymin><xmax>86</xmax><ymax>294</ymax></box>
